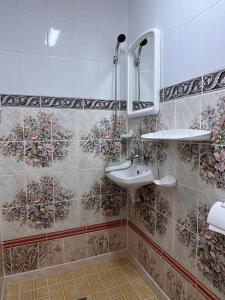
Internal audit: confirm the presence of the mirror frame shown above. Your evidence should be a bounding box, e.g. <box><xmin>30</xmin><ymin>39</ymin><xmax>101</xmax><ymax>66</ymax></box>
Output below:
<box><xmin>127</xmin><ymin>28</ymin><xmax>161</xmax><ymax>118</ymax></box>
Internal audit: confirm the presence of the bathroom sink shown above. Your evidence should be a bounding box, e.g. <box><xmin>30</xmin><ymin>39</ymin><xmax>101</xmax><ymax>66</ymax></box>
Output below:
<box><xmin>106</xmin><ymin>162</ymin><xmax>157</xmax><ymax>189</ymax></box>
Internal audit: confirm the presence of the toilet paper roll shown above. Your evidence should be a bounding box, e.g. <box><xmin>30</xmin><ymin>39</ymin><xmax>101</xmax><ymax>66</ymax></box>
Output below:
<box><xmin>207</xmin><ymin>201</ymin><xmax>225</xmax><ymax>236</ymax></box>
<box><xmin>208</xmin><ymin>225</ymin><xmax>225</xmax><ymax>236</ymax></box>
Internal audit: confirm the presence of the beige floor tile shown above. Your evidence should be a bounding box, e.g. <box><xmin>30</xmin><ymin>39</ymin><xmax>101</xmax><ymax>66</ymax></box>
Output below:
<box><xmin>124</xmin><ymin>292</ymin><xmax>140</xmax><ymax>300</ymax></box>
<box><xmin>50</xmin><ymin>294</ymin><xmax>65</xmax><ymax>300</ymax></box>
<box><xmin>94</xmin><ymin>290</ymin><xmax>110</xmax><ymax>299</ymax></box>
<box><xmin>62</xmin><ymin>280</ymin><xmax>76</xmax><ymax>292</ymax></box>
<box><xmin>131</xmin><ymin>279</ymin><xmax>147</xmax><ymax>290</ymax></box>
<box><xmin>72</xmin><ymin>268</ymin><xmax>84</xmax><ymax>277</ymax></box>
<box><xmin>20</xmin><ymin>290</ymin><xmax>34</xmax><ymax>300</ymax></box>
<box><xmin>20</xmin><ymin>280</ymin><xmax>34</xmax><ymax>292</ymax></box>
<box><xmin>95</xmin><ymin>263</ymin><xmax>107</xmax><ymax>272</ymax></box>
<box><xmin>34</xmin><ymin>287</ymin><xmax>49</xmax><ymax>299</ymax></box>
<box><xmin>102</xmin><ymin>278</ymin><xmax>117</xmax><ymax>289</ymax></box>
<box><xmin>110</xmin><ymin>268</ymin><xmax>124</xmax><ymax>277</ymax></box>
<box><xmin>90</xmin><ymin>282</ymin><xmax>105</xmax><ymax>293</ymax></box>
<box><xmin>119</xmin><ymin>283</ymin><xmax>135</xmax><ymax>295</ymax></box>
<box><xmin>87</xmin><ymin>273</ymin><xmax>101</xmax><ymax>284</ymax></box>
<box><xmin>99</xmin><ymin>270</ymin><xmax>112</xmax><ymax>280</ymax></box>
<box><xmin>125</xmin><ymin>272</ymin><xmax>140</xmax><ymax>281</ymax></box>
<box><xmin>5</xmin><ymin>283</ymin><xmax>20</xmax><ymax>296</ymax></box>
<box><xmin>48</xmin><ymin>275</ymin><xmax>61</xmax><ymax>285</ymax></box>
<box><xmin>60</xmin><ymin>272</ymin><xmax>73</xmax><ymax>282</ymax></box>
<box><xmin>34</xmin><ymin>277</ymin><xmax>48</xmax><ymax>289</ymax></box>
<box><xmin>136</xmin><ymin>287</ymin><xmax>155</xmax><ymax>299</ymax></box>
<box><xmin>4</xmin><ymin>258</ymin><xmax>157</xmax><ymax>300</ymax></box>
<box><xmin>49</xmin><ymin>283</ymin><xmax>63</xmax><ymax>295</ymax></box>
<box><xmin>107</xmin><ymin>287</ymin><xmax>123</xmax><ymax>299</ymax></box>
<box><xmin>75</xmin><ymin>276</ymin><xmax>88</xmax><ymax>288</ymax></box>
<box><xmin>5</xmin><ymin>296</ymin><xmax>20</xmax><ymax>300</ymax></box>
<box><xmin>107</xmin><ymin>261</ymin><xmax>120</xmax><ymax>270</ymax></box>
<box><xmin>114</xmin><ymin>276</ymin><xmax>129</xmax><ymax>286</ymax></box>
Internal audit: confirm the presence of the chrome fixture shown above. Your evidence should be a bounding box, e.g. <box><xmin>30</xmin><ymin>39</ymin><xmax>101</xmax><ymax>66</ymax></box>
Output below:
<box><xmin>105</xmin><ymin>34</ymin><xmax>126</xmax><ymax>167</ymax></box>
<box><xmin>135</xmin><ymin>38</ymin><xmax>148</xmax><ymax>102</ymax></box>
<box><xmin>113</xmin><ymin>34</ymin><xmax>126</xmax><ymax>65</ymax></box>
<box><xmin>126</xmin><ymin>153</ymin><xmax>140</xmax><ymax>164</ymax></box>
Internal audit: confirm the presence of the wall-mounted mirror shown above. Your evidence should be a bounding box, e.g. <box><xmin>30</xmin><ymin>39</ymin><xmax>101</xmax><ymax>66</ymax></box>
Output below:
<box><xmin>127</xmin><ymin>29</ymin><xmax>160</xmax><ymax>118</ymax></box>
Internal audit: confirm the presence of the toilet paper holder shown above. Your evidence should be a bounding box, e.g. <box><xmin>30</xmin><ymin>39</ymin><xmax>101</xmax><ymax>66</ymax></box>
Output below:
<box><xmin>207</xmin><ymin>201</ymin><xmax>225</xmax><ymax>236</ymax></box>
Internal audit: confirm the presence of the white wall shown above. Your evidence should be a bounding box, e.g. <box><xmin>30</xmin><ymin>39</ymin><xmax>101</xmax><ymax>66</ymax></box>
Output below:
<box><xmin>127</xmin><ymin>0</ymin><xmax>225</xmax><ymax>87</ymax></box>
<box><xmin>0</xmin><ymin>0</ymin><xmax>127</xmax><ymax>100</ymax></box>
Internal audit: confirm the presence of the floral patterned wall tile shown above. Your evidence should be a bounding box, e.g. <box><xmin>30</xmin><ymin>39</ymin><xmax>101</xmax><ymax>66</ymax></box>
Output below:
<box><xmin>197</xmin><ymin>237</ymin><xmax>225</xmax><ymax>299</ymax></box>
<box><xmin>8</xmin><ymin>244</ymin><xmax>39</xmax><ymax>275</ymax></box>
<box><xmin>79</xmin><ymin>111</ymin><xmax>127</xmax><ymax>164</ymax></box>
<box><xmin>52</xmin><ymin>139</ymin><xmax>79</xmax><ymax>172</ymax></box>
<box><xmin>175</xmin><ymin>143</ymin><xmax>200</xmax><ymax>190</ymax></box>
<box><xmin>198</xmin><ymin>191</ymin><xmax>225</xmax><ymax>253</ymax></box>
<box><xmin>0</xmin><ymin>108</ymin><xmax>24</xmax><ymax>141</ymax></box>
<box><xmin>3</xmin><ymin>248</ymin><xmax>11</xmax><ymax>275</ymax></box>
<box><xmin>175</xmin><ymin>95</ymin><xmax>202</xmax><ymax>129</ymax></box>
<box><xmin>1</xmin><ymin>172</ymin><xmax>78</xmax><ymax>239</ymax></box>
<box><xmin>127</xmin><ymin>226</ymin><xmax>138</xmax><ymax>258</ymax></box>
<box><xmin>138</xmin><ymin>238</ymin><xmax>151</xmax><ymax>274</ymax></box>
<box><xmin>0</xmin><ymin>250</ymin><xmax>3</xmax><ymax>278</ymax></box>
<box><xmin>101</xmin><ymin>193</ymin><xmax>127</xmax><ymax>222</ymax></box>
<box><xmin>0</xmin><ymin>175</ymin><xmax>26</xmax><ymax>210</ymax></box>
<box><xmin>87</xmin><ymin>230</ymin><xmax>109</xmax><ymax>257</ymax></box>
<box><xmin>78</xmin><ymin>140</ymin><xmax>102</xmax><ymax>169</ymax></box>
<box><xmin>174</xmin><ymin>185</ymin><xmax>198</xmax><ymax>234</ymax></box>
<box><xmin>64</xmin><ymin>234</ymin><xmax>87</xmax><ymax>263</ymax></box>
<box><xmin>23</xmin><ymin>109</ymin><xmax>52</xmax><ymax>141</ymax></box>
<box><xmin>138</xmin><ymin>238</ymin><xmax>166</xmax><ymax>291</ymax></box>
<box><xmin>77</xmin><ymin>110</ymin><xmax>100</xmax><ymax>140</ymax></box>
<box><xmin>53</xmin><ymin>172</ymin><xmax>78</xmax><ymax>201</ymax></box>
<box><xmin>158</xmin><ymin>142</ymin><xmax>175</xmax><ymax>178</ymax></box>
<box><xmin>165</xmin><ymin>263</ymin><xmax>187</xmax><ymax>300</ymax></box>
<box><xmin>186</xmin><ymin>282</ymin><xmax>207</xmax><ymax>300</ymax></box>
<box><xmin>159</xmin><ymin>101</ymin><xmax>175</xmax><ymax>130</ymax></box>
<box><xmin>79</xmin><ymin>169</ymin><xmax>102</xmax><ymax>198</ymax></box>
<box><xmin>155</xmin><ymin>212</ymin><xmax>174</xmax><ymax>258</ymax></box>
<box><xmin>24</xmin><ymin>140</ymin><xmax>53</xmax><ymax>171</ymax></box>
<box><xmin>79</xmin><ymin>196</ymin><xmax>102</xmax><ymax>226</ymax></box>
<box><xmin>51</xmin><ymin>109</ymin><xmax>77</xmax><ymax>140</ymax></box>
<box><xmin>38</xmin><ymin>239</ymin><xmax>64</xmax><ymax>269</ymax></box>
<box><xmin>199</xmin><ymin>144</ymin><xmax>225</xmax><ymax>199</ymax></box>
<box><xmin>108</xmin><ymin>226</ymin><xmax>127</xmax><ymax>252</ymax></box>
<box><xmin>174</xmin><ymin>223</ymin><xmax>197</xmax><ymax>276</ymax></box>
<box><xmin>0</xmin><ymin>141</ymin><xmax>26</xmax><ymax>176</ymax></box>
<box><xmin>54</xmin><ymin>199</ymin><xmax>80</xmax><ymax>231</ymax></box>
<box><xmin>135</xmin><ymin>185</ymin><xmax>156</xmax><ymax>241</ymax></box>
<box><xmin>128</xmin><ymin>117</ymin><xmax>143</xmax><ymax>139</ymax></box>
<box><xmin>201</xmin><ymin>90</ymin><xmax>225</xmax><ymax>140</ymax></box>
<box><xmin>128</xmin><ymin>198</ymin><xmax>141</xmax><ymax>228</ymax></box>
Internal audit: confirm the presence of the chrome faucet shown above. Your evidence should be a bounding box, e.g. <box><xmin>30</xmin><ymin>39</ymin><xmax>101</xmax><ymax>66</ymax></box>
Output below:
<box><xmin>127</xmin><ymin>152</ymin><xmax>140</xmax><ymax>164</ymax></box>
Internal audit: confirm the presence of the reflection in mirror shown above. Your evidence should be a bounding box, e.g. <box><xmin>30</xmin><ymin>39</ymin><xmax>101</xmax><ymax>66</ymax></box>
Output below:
<box><xmin>128</xmin><ymin>29</ymin><xmax>160</xmax><ymax>118</ymax></box>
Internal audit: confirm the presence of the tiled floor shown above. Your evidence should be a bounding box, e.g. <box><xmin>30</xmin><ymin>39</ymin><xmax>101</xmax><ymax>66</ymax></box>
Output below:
<box><xmin>4</xmin><ymin>258</ymin><xmax>158</xmax><ymax>300</ymax></box>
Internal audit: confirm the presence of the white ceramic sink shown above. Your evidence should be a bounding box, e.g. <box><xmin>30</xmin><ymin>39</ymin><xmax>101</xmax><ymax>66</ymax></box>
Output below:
<box><xmin>106</xmin><ymin>162</ymin><xmax>157</xmax><ymax>189</ymax></box>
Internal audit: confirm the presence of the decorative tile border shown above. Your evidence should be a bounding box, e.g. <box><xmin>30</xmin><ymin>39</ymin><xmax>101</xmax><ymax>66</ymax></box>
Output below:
<box><xmin>41</xmin><ymin>96</ymin><xmax>83</xmax><ymax>109</ymax></box>
<box><xmin>128</xmin><ymin>220</ymin><xmax>218</xmax><ymax>300</ymax></box>
<box><xmin>163</xmin><ymin>76</ymin><xmax>202</xmax><ymax>102</ymax></box>
<box><xmin>132</xmin><ymin>101</ymin><xmax>153</xmax><ymax>111</ymax></box>
<box><xmin>2</xmin><ymin>219</ymin><xmax>127</xmax><ymax>248</ymax></box>
<box><xmin>161</xmin><ymin>67</ymin><xmax>225</xmax><ymax>102</ymax></box>
<box><xmin>0</xmin><ymin>94</ymin><xmax>127</xmax><ymax>111</ymax></box>
<box><xmin>1</xmin><ymin>94</ymin><xmax>40</xmax><ymax>107</ymax></box>
<box><xmin>203</xmin><ymin>68</ymin><xmax>225</xmax><ymax>93</ymax></box>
